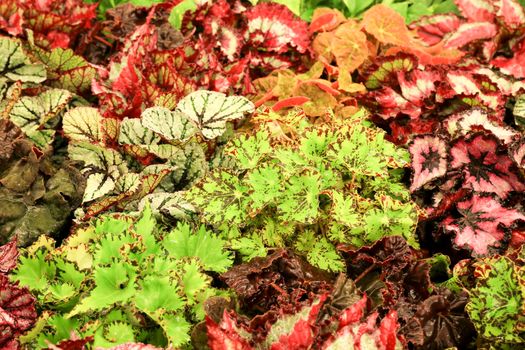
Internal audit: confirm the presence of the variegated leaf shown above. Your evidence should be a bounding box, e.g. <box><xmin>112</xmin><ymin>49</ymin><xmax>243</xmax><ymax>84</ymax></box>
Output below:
<box><xmin>141</xmin><ymin>107</ymin><xmax>197</xmax><ymax>142</ymax></box>
<box><xmin>119</xmin><ymin>118</ymin><xmax>161</xmax><ymax>145</ymax></box>
<box><xmin>176</xmin><ymin>91</ymin><xmax>255</xmax><ymax>139</ymax></box>
<box><xmin>63</xmin><ymin>107</ymin><xmax>103</xmax><ymax>143</ymax></box>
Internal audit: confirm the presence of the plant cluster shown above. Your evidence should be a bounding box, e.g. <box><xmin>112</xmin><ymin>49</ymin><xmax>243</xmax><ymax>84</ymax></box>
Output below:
<box><xmin>1</xmin><ymin>0</ymin><xmax>525</xmax><ymax>349</ymax></box>
<box><xmin>185</xmin><ymin>109</ymin><xmax>418</xmax><ymax>270</ymax></box>
<box><xmin>11</xmin><ymin>206</ymin><xmax>233</xmax><ymax>348</ymax></box>
<box><xmin>64</xmin><ymin>90</ymin><xmax>254</xmax><ymax>221</ymax></box>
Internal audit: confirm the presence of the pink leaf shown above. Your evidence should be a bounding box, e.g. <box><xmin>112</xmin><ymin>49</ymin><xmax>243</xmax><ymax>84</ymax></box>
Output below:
<box><xmin>495</xmin><ymin>0</ymin><xmax>525</xmax><ymax>29</ymax></box>
<box><xmin>409</xmin><ymin>136</ymin><xmax>448</xmax><ymax>192</ymax></box>
<box><xmin>444</xmin><ymin>22</ymin><xmax>498</xmax><ymax>49</ymax></box>
<box><xmin>455</xmin><ymin>0</ymin><xmax>496</xmax><ymax>22</ymax></box>
<box><xmin>0</xmin><ymin>275</ymin><xmax>37</xmax><ymax>347</ymax></box>
<box><xmin>410</xmin><ymin>14</ymin><xmax>462</xmax><ymax>46</ymax></box>
<box><xmin>245</xmin><ymin>3</ymin><xmax>310</xmax><ymax>54</ymax></box>
<box><xmin>491</xmin><ymin>40</ymin><xmax>525</xmax><ymax>79</ymax></box>
<box><xmin>450</xmin><ymin>134</ymin><xmax>525</xmax><ymax>198</ymax></box>
<box><xmin>0</xmin><ymin>239</ymin><xmax>18</xmax><ymax>274</ymax></box>
<box><xmin>443</xmin><ymin>194</ymin><xmax>525</xmax><ymax>255</ymax></box>
<box><xmin>207</xmin><ymin>312</ymin><xmax>253</xmax><ymax>350</ymax></box>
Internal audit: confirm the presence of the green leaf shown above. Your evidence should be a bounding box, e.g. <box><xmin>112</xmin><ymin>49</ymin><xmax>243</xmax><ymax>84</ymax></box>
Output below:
<box><xmin>119</xmin><ymin>117</ymin><xmax>162</xmax><ymax>145</ymax></box>
<box><xmin>135</xmin><ymin>276</ymin><xmax>184</xmax><ymax>313</ymax></box>
<box><xmin>8</xmin><ymin>88</ymin><xmax>72</xmax><ymax>147</ymax></box>
<box><xmin>163</xmin><ymin>223</ymin><xmax>232</xmax><ymax>273</ymax></box>
<box><xmin>69</xmin><ymin>263</ymin><xmax>137</xmax><ymax>316</ymax></box>
<box><xmin>182</xmin><ymin>263</ymin><xmax>208</xmax><ymax>303</ymax></box>
<box><xmin>227</xmin><ymin>131</ymin><xmax>271</xmax><ymax>169</ymax></box>
<box><xmin>466</xmin><ymin>256</ymin><xmax>525</xmax><ymax>344</ymax></box>
<box><xmin>176</xmin><ymin>90</ymin><xmax>254</xmax><ymax>139</ymax></box>
<box><xmin>158</xmin><ymin>314</ymin><xmax>191</xmax><ymax>347</ymax></box>
<box><xmin>278</xmin><ymin>172</ymin><xmax>321</xmax><ymax>223</ymax></box>
<box><xmin>0</xmin><ymin>37</ymin><xmax>46</xmax><ymax>83</ymax></box>
<box><xmin>187</xmin><ymin>171</ymin><xmax>251</xmax><ymax>226</ymax></box>
<box><xmin>169</xmin><ymin>0</ymin><xmax>198</xmax><ymax>29</ymax></box>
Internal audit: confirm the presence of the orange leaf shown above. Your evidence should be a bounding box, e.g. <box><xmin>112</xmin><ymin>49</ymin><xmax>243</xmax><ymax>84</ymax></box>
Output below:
<box><xmin>362</xmin><ymin>5</ymin><xmax>411</xmax><ymax>46</ymax></box>
<box><xmin>309</xmin><ymin>8</ymin><xmax>346</xmax><ymax>33</ymax></box>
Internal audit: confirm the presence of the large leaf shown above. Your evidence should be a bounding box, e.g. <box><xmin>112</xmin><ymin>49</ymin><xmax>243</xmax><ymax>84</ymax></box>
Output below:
<box><xmin>63</xmin><ymin>107</ymin><xmax>104</xmax><ymax>143</ymax></box>
<box><xmin>175</xmin><ymin>91</ymin><xmax>254</xmax><ymax>139</ymax></box>
<box><xmin>443</xmin><ymin>194</ymin><xmax>525</xmax><ymax>255</ymax></box>
<box><xmin>362</xmin><ymin>5</ymin><xmax>411</xmax><ymax>46</ymax></box>
<box><xmin>450</xmin><ymin>134</ymin><xmax>525</xmax><ymax>198</ymax></box>
<box><xmin>141</xmin><ymin>107</ymin><xmax>197</xmax><ymax>142</ymax></box>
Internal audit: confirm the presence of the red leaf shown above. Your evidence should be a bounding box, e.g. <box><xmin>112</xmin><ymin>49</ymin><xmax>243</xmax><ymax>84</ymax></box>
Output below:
<box><xmin>309</xmin><ymin>8</ymin><xmax>346</xmax><ymax>33</ymax></box>
<box><xmin>0</xmin><ymin>275</ymin><xmax>37</xmax><ymax>347</ymax></box>
<box><xmin>410</xmin><ymin>14</ymin><xmax>462</xmax><ymax>46</ymax></box>
<box><xmin>444</xmin><ymin>22</ymin><xmax>498</xmax><ymax>49</ymax></box>
<box><xmin>409</xmin><ymin>136</ymin><xmax>448</xmax><ymax>192</ymax></box>
<box><xmin>245</xmin><ymin>3</ymin><xmax>310</xmax><ymax>54</ymax></box>
<box><xmin>207</xmin><ymin>312</ymin><xmax>254</xmax><ymax>350</ymax></box>
<box><xmin>495</xmin><ymin>0</ymin><xmax>525</xmax><ymax>29</ymax></box>
<box><xmin>443</xmin><ymin>194</ymin><xmax>525</xmax><ymax>255</ymax></box>
<box><xmin>455</xmin><ymin>0</ymin><xmax>496</xmax><ymax>22</ymax></box>
<box><xmin>272</xmin><ymin>96</ymin><xmax>310</xmax><ymax>111</ymax></box>
<box><xmin>0</xmin><ymin>10</ymin><xmax>22</xmax><ymax>36</ymax></box>
<box><xmin>378</xmin><ymin>310</ymin><xmax>401</xmax><ymax>350</ymax></box>
<box><xmin>338</xmin><ymin>295</ymin><xmax>367</xmax><ymax>328</ymax></box>
<box><xmin>0</xmin><ymin>239</ymin><xmax>18</xmax><ymax>273</ymax></box>
<box><xmin>491</xmin><ymin>39</ymin><xmax>525</xmax><ymax>79</ymax></box>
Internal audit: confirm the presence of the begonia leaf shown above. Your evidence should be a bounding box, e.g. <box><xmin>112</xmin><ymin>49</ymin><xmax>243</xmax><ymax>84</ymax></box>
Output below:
<box><xmin>455</xmin><ymin>0</ymin><xmax>496</xmax><ymax>22</ymax></box>
<box><xmin>450</xmin><ymin>134</ymin><xmax>525</xmax><ymax>198</ymax></box>
<box><xmin>444</xmin><ymin>22</ymin><xmax>498</xmax><ymax>49</ymax></box>
<box><xmin>362</xmin><ymin>5</ymin><xmax>411</xmax><ymax>46</ymax></box>
<box><xmin>175</xmin><ymin>91</ymin><xmax>254</xmax><ymax>140</ymax></box>
<box><xmin>0</xmin><ymin>238</ymin><xmax>18</xmax><ymax>273</ymax></box>
<box><xmin>141</xmin><ymin>107</ymin><xmax>197</xmax><ymax>142</ymax></box>
<box><xmin>244</xmin><ymin>2</ymin><xmax>310</xmax><ymax>54</ymax></box>
<box><xmin>409</xmin><ymin>136</ymin><xmax>448</xmax><ymax>191</ymax></box>
<box><xmin>443</xmin><ymin>194</ymin><xmax>525</xmax><ymax>255</ymax></box>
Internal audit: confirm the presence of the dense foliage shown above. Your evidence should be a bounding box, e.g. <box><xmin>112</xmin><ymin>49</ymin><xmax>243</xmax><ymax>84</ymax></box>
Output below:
<box><xmin>1</xmin><ymin>0</ymin><xmax>525</xmax><ymax>349</ymax></box>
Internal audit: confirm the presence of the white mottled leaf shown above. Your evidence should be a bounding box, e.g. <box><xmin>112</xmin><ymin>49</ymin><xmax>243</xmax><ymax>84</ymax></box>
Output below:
<box><xmin>115</xmin><ymin>173</ymin><xmax>141</xmax><ymax>193</ymax></box>
<box><xmin>9</xmin><ymin>88</ymin><xmax>72</xmax><ymax>129</ymax></box>
<box><xmin>83</xmin><ymin>172</ymin><xmax>116</xmax><ymax>203</ymax></box>
<box><xmin>176</xmin><ymin>90</ymin><xmax>254</xmax><ymax>139</ymax></box>
<box><xmin>142</xmin><ymin>107</ymin><xmax>198</xmax><ymax>142</ymax></box>
<box><xmin>119</xmin><ymin>117</ymin><xmax>161</xmax><ymax>145</ymax></box>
